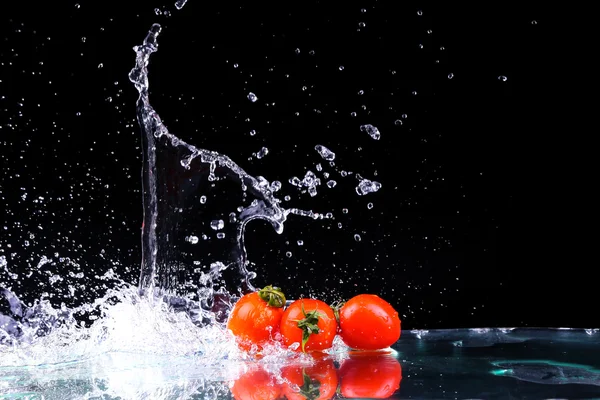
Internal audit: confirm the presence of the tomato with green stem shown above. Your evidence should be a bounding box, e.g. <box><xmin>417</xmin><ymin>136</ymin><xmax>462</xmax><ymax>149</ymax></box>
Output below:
<box><xmin>226</xmin><ymin>285</ymin><xmax>286</xmax><ymax>351</ymax></box>
<box><xmin>281</xmin><ymin>358</ymin><xmax>338</xmax><ymax>400</ymax></box>
<box><xmin>336</xmin><ymin>294</ymin><xmax>401</xmax><ymax>350</ymax></box>
<box><xmin>280</xmin><ymin>299</ymin><xmax>337</xmax><ymax>352</ymax></box>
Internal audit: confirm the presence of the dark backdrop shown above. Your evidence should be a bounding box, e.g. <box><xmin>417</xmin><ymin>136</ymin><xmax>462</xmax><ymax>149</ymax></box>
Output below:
<box><xmin>1</xmin><ymin>2</ymin><xmax>587</xmax><ymax>329</ymax></box>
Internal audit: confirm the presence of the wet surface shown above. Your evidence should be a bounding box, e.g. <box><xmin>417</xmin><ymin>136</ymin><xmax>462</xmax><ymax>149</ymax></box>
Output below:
<box><xmin>1</xmin><ymin>328</ymin><xmax>599</xmax><ymax>399</ymax></box>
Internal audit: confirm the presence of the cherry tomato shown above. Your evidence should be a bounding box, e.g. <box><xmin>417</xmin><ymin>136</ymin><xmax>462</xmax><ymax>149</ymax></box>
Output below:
<box><xmin>282</xmin><ymin>358</ymin><xmax>338</xmax><ymax>400</ymax></box>
<box><xmin>229</xmin><ymin>366</ymin><xmax>281</xmax><ymax>400</ymax></box>
<box><xmin>280</xmin><ymin>299</ymin><xmax>337</xmax><ymax>352</ymax></box>
<box><xmin>339</xmin><ymin>353</ymin><xmax>402</xmax><ymax>398</ymax></box>
<box><xmin>338</xmin><ymin>294</ymin><xmax>401</xmax><ymax>350</ymax></box>
<box><xmin>226</xmin><ymin>285</ymin><xmax>286</xmax><ymax>351</ymax></box>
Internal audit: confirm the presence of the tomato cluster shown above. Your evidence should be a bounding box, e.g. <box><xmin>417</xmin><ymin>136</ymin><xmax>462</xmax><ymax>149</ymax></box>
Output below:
<box><xmin>230</xmin><ymin>354</ymin><xmax>402</xmax><ymax>400</ymax></box>
<box><xmin>226</xmin><ymin>285</ymin><xmax>401</xmax><ymax>353</ymax></box>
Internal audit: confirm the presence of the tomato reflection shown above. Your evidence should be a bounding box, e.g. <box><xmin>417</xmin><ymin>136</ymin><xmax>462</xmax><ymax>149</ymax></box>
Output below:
<box><xmin>229</xmin><ymin>352</ymin><xmax>402</xmax><ymax>400</ymax></box>
<box><xmin>281</xmin><ymin>358</ymin><xmax>338</xmax><ymax>400</ymax></box>
<box><xmin>339</xmin><ymin>352</ymin><xmax>402</xmax><ymax>399</ymax></box>
<box><xmin>230</xmin><ymin>366</ymin><xmax>281</xmax><ymax>400</ymax></box>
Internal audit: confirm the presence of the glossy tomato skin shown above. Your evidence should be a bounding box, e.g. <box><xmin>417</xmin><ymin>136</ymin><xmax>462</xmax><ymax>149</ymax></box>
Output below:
<box><xmin>339</xmin><ymin>294</ymin><xmax>401</xmax><ymax>350</ymax></box>
<box><xmin>280</xmin><ymin>299</ymin><xmax>337</xmax><ymax>352</ymax></box>
<box><xmin>229</xmin><ymin>366</ymin><xmax>281</xmax><ymax>400</ymax></box>
<box><xmin>281</xmin><ymin>358</ymin><xmax>338</xmax><ymax>400</ymax></box>
<box><xmin>226</xmin><ymin>292</ymin><xmax>284</xmax><ymax>351</ymax></box>
<box><xmin>339</xmin><ymin>353</ymin><xmax>402</xmax><ymax>398</ymax></box>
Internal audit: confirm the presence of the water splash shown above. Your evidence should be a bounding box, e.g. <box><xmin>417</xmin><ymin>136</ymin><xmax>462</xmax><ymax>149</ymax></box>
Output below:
<box><xmin>128</xmin><ymin>24</ymin><xmax>291</xmax><ymax>303</ymax></box>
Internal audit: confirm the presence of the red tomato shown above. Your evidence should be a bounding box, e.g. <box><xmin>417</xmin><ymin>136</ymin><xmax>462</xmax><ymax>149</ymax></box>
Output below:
<box><xmin>226</xmin><ymin>286</ymin><xmax>286</xmax><ymax>351</ymax></box>
<box><xmin>280</xmin><ymin>299</ymin><xmax>337</xmax><ymax>352</ymax></box>
<box><xmin>229</xmin><ymin>366</ymin><xmax>281</xmax><ymax>400</ymax></box>
<box><xmin>281</xmin><ymin>358</ymin><xmax>338</xmax><ymax>400</ymax></box>
<box><xmin>339</xmin><ymin>354</ymin><xmax>402</xmax><ymax>398</ymax></box>
<box><xmin>338</xmin><ymin>294</ymin><xmax>401</xmax><ymax>350</ymax></box>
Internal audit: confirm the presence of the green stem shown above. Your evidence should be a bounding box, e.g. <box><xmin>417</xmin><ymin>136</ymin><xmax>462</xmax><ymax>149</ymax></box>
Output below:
<box><xmin>257</xmin><ymin>285</ymin><xmax>286</xmax><ymax>308</ymax></box>
<box><xmin>297</xmin><ymin>303</ymin><xmax>323</xmax><ymax>353</ymax></box>
<box><xmin>330</xmin><ymin>300</ymin><xmax>345</xmax><ymax>325</ymax></box>
<box><xmin>298</xmin><ymin>369</ymin><xmax>321</xmax><ymax>400</ymax></box>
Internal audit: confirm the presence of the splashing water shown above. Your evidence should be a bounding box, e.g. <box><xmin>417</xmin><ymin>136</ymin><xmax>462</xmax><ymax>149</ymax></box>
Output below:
<box><xmin>0</xmin><ymin>22</ymin><xmax>353</xmax><ymax>372</ymax></box>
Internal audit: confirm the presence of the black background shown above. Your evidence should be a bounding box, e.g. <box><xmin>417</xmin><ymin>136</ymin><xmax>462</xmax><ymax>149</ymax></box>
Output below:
<box><xmin>1</xmin><ymin>2</ymin><xmax>588</xmax><ymax>329</ymax></box>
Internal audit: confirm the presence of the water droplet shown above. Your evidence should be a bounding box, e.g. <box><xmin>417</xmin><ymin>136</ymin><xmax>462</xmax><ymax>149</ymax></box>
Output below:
<box><xmin>531</xmin><ymin>20</ymin><xmax>538</xmax><ymax>25</ymax></box>
<box><xmin>200</xmin><ymin>196</ymin><xmax>207</xmax><ymax>204</ymax></box>
<box><xmin>270</xmin><ymin>181</ymin><xmax>282</xmax><ymax>192</ymax></box>
<box><xmin>427</xmin><ymin>29</ymin><xmax>433</xmax><ymax>34</ymax></box>
<box><xmin>337</xmin><ymin>222</ymin><xmax>343</xmax><ymax>228</ymax></box>
<box><xmin>360</xmin><ymin>124</ymin><xmax>381</xmax><ymax>140</ymax></box>
<box><xmin>154</xmin><ymin>8</ymin><xmax>161</xmax><ymax>15</ymax></box>
<box><xmin>412</xmin><ymin>91</ymin><xmax>418</xmax><ymax>95</ymax></box>
<box><xmin>98</xmin><ymin>63</ymin><xmax>103</xmax><ymax>69</ymax></box>
<box><xmin>175</xmin><ymin>0</ymin><xmax>188</xmax><ymax>10</ymax></box>
<box><xmin>295</xmin><ymin>48</ymin><xmax>301</xmax><ymax>54</ymax></box>
<box><xmin>339</xmin><ymin>66</ymin><xmax>344</xmax><ymax>71</ymax></box>
<box><xmin>81</xmin><ymin>37</ymin><xmax>86</xmax><ymax>43</ymax></box>
<box><xmin>309</xmin><ymin>50</ymin><xmax>315</xmax><ymax>55</ymax></box>
<box><xmin>342</xmin><ymin>208</ymin><xmax>348</xmax><ymax>214</ymax></box>
<box><xmin>358</xmin><ymin>90</ymin><xmax>364</xmax><ymax>95</ymax></box>
<box><xmin>350</xmin><ymin>112</ymin><xmax>357</xmax><ymax>117</ymax></box>
<box><xmin>186</xmin><ymin>235</ymin><xmax>199</xmax><ymax>244</ymax></box>
<box><xmin>358</xmin><ymin>22</ymin><xmax>366</xmax><ymax>28</ymax></box>
<box><xmin>448</xmin><ymin>73</ymin><xmax>454</xmax><ymax>79</ymax></box>
<box><xmin>327</xmin><ymin>180</ymin><xmax>337</xmax><ymax>188</ymax></box>
<box><xmin>297</xmin><ymin>240</ymin><xmax>304</xmax><ymax>246</ymax></box>
<box><xmin>394</xmin><ymin>119</ymin><xmax>403</xmax><ymax>126</ymax></box>
<box><xmin>402</xmin><ymin>113</ymin><xmax>408</xmax><ymax>119</ymax></box>
<box><xmin>356</xmin><ymin>178</ymin><xmax>382</xmax><ymax>195</ymax></box>
<box><xmin>249</xmin><ymin>129</ymin><xmax>256</xmax><ymax>136</ymax></box>
<box><xmin>367</xmin><ymin>202</ymin><xmax>374</xmax><ymax>209</ymax></box>
<box><xmin>498</xmin><ymin>75</ymin><xmax>508</xmax><ymax>82</ymax></box>
<box><xmin>216</xmin><ymin>232</ymin><xmax>226</xmax><ymax>239</ymax></box>
<box><xmin>361</xmin><ymin>8</ymin><xmax>367</xmax><ymax>13</ymax></box>
<box><xmin>233</xmin><ymin>63</ymin><xmax>238</xmax><ymax>68</ymax></box>
<box><xmin>417</xmin><ymin>10</ymin><xmax>423</xmax><ymax>16</ymax></box>
<box><xmin>255</xmin><ymin>147</ymin><xmax>269</xmax><ymax>159</ymax></box>
<box><xmin>210</xmin><ymin>219</ymin><xmax>225</xmax><ymax>230</ymax></box>
<box><xmin>247</xmin><ymin>92</ymin><xmax>258</xmax><ymax>102</ymax></box>
<box><xmin>75</xmin><ymin>3</ymin><xmax>80</xmax><ymax>8</ymax></box>
<box><xmin>315</xmin><ymin>145</ymin><xmax>336</xmax><ymax>161</ymax></box>
<box><xmin>354</xmin><ymin>234</ymin><xmax>362</xmax><ymax>242</ymax></box>
<box><xmin>286</xmin><ymin>251</ymin><xmax>292</xmax><ymax>258</ymax></box>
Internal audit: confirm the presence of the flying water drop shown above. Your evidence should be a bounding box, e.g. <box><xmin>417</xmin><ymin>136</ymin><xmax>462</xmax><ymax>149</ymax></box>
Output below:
<box><xmin>210</xmin><ymin>220</ymin><xmax>224</xmax><ymax>230</ymax></box>
<box><xmin>356</xmin><ymin>178</ymin><xmax>382</xmax><ymax>195</ymax></box>
<box><xmin>360</xmin><ymin>124</ymin><xmax>381</xmax><ymax>140</ymax></box>
<box><xmin>315</xmin><ymin>145</ymin><xmax>336</xmax><ymax>161</ymax></box>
